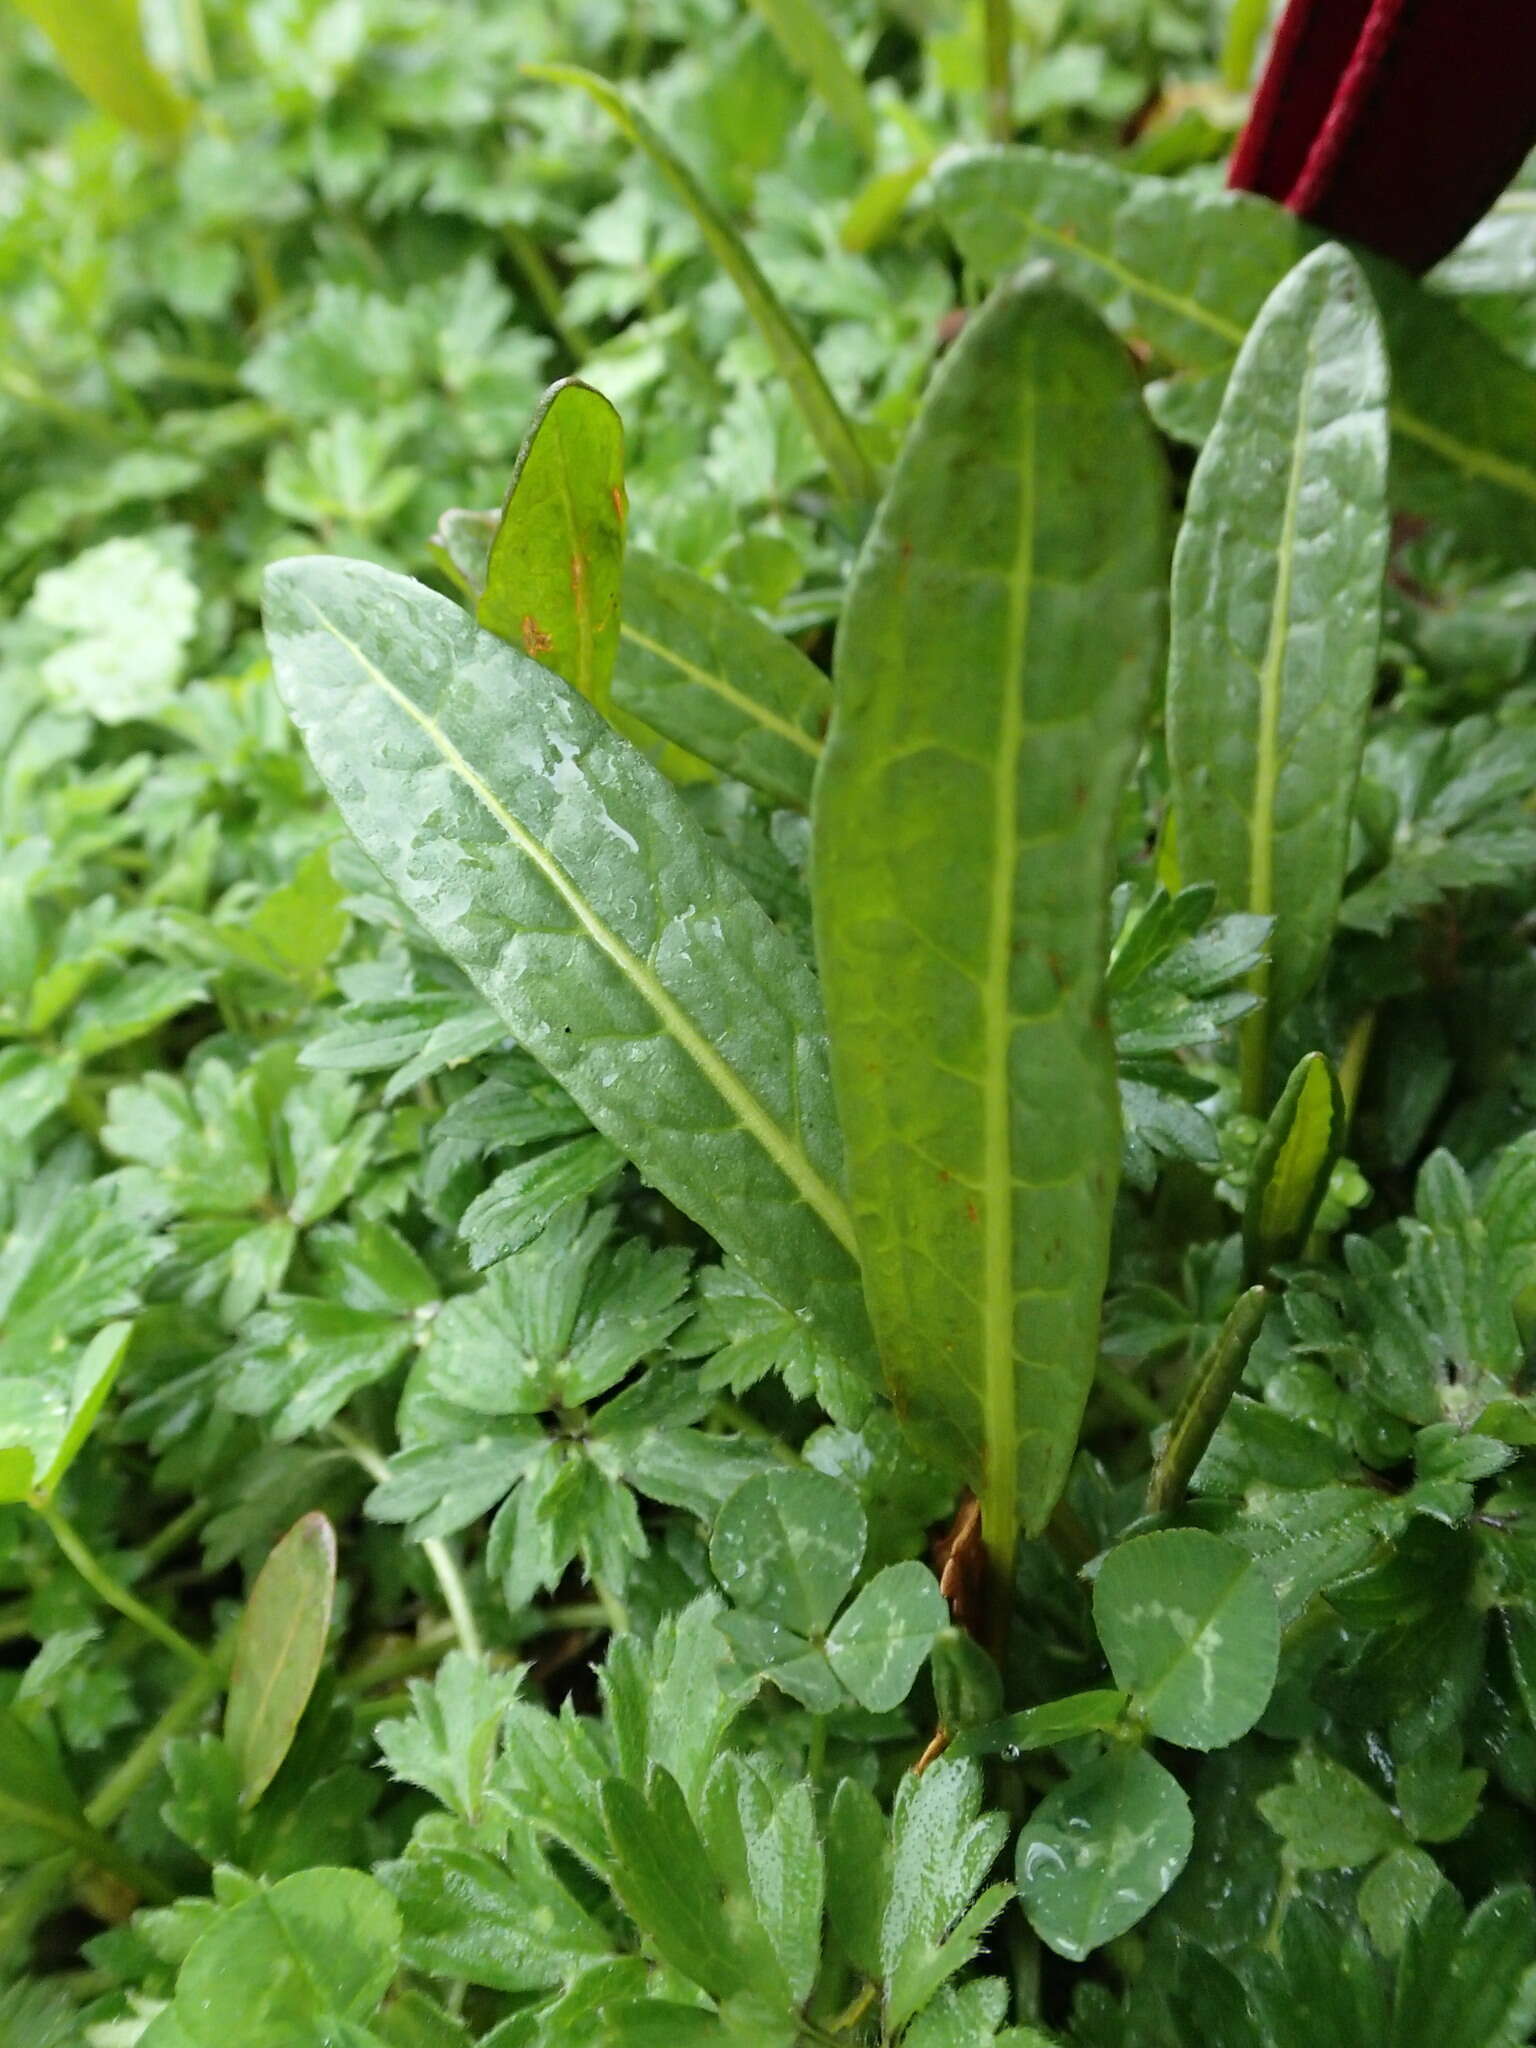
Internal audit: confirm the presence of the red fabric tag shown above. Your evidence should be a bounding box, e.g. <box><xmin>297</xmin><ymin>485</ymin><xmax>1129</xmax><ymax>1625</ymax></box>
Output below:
<box><xmin>1228</xmin><ymin>0</ymin><xmax>1536</xmax><ymax>273</ymax></box>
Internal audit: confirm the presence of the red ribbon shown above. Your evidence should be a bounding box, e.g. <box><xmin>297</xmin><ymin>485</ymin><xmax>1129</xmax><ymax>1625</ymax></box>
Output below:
<box><xmin>1228</xmin><ymin>0</ymin><xmax>1536</xmax><ymax>273</ymax></box>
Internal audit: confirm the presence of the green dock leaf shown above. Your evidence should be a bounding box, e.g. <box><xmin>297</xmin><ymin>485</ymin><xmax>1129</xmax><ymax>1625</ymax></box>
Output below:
<box><xmin>934</xmin><ymin>146</ymin><xmax>1536</xmax><ymax>573</ymax></box>
<box><xmin>812</xmin><ymin>272</ymin><xmax>1168</xmax><ymax>1565</ymax></box>
<box><xmin>478</xmin><ymin>379</ymin><xmax>627</xmax><ymax>715</ymax></box>
<box><xmin>614</xmin><ymin>549</ymin><xmax>830</xmax><ymax>809</ymax></box>
<box><xmin>264</xmin><ymin>557</ymin><xmax>874</xmax><ymax>1380</ymax></box>
<box><xmin>1166</xmin><ymin>245</ymin><xmax>1390</xmax><ymax>1093</ymax></box>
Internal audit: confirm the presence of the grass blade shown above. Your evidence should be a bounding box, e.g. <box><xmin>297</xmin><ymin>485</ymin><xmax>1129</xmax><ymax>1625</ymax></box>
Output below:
<box><xmin>746</xmin><ymin>0</ymin><xmax>877</xmax><ymax>156</ymax></box>
<box><xmin>525</xmin><ymin>62</ymin><xmax>878</xmax><ymax>504</ymax></box>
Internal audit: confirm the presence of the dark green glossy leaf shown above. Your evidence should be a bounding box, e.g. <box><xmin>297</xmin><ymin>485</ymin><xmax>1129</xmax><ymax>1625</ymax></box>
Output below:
<box><xmin>613</xmin><ymin>549</ymin><xmax>830</xmax><ymax>809</ymax></box>
<box><xmin>263</xmin><ymin>557</ymin><xmax>874</xmax><ymax>1380</ymax></box>
<box><xmin>1093</xmin><ymin>1529</ymin><xmax>1280</xmax><ymax>1750</ymax></box>
<box><xmin>1256</xmin><ymin>1749</ymin><xmax>1406</xmax><ymax>1870</ymax></box>
<box><xmin>709</xmin><ymin>1469</ymin><xmax>864</xmax><ymax>1635</ymax></box>
<box><xmin>1016</xmin><ymin>1748</ymin><xmax>1192</xmax><ymax>1961</ymax></box>
<box><xmin>813</xmin><ymin>271</ymin><xmax>1168</xmax><ymax>1550</ymax></box>
<box><xmin>1167</xmin><ymin>245</ymin><xmax>1389</xmax><ymax>1066</ymax></box>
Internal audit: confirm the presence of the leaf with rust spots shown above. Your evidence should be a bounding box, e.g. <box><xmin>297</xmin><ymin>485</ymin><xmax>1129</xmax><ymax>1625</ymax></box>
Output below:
<box><xmin>479</xmin><ymin>379</ymin><xmax>708</xmax><ymax>779</ymax></box>
<box><xmin>479</xmin><ymin>379</ymin><xmax>626</xmax><ymax>712</ymax></box>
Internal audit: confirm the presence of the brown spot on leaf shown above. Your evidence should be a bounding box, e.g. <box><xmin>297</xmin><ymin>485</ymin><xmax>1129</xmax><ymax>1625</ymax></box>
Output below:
<box><xmin>913</xmin><ymin>1727</ymin><xmax>951</xmax><ymax>1775</ymax></box>
<box><xmin>570</xmin><ymin>551</ymin><xmax>587</xmax><ymax>600</ymax></box>
<box><xmin>611</xmin><ymin>484</ymin><xmax>627</xmax><ymax>524</ymax></box>
<box><xmin>521</xmin><ymin>615</ymin><xmax>554</xmax><ymax>657</ymax></box>
<box><xmin>935</xmin><ymin>1493</ymin><xmax>986</xmax><ymax>1637</ymax></box>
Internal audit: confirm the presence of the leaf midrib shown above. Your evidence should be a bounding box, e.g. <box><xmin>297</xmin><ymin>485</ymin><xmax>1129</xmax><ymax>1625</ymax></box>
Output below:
<box><xmin>1014</xmin><ymin>200</ymin><xmax>1536</xmax><ymax>508</ymax></box>
<box><xmin>549</xmin><ymin>412</ymin><xmax>597</xmax><ymax>710</ymax></box>
<box><xmin>619</xmin><ymin>620</ymin><xmax>824</xmax><ymax>759</ymax></box>
<box><xmin>1247</xmin><ymin>333</ymin><xmax>1318</xmax><ymax>1000</ymax></box>
<box><xmin>980</xmin><ymin>386</ymin><xmax>1037</xmax><ymax>1539</ymax></box>
<box><xmin>298</xmin><ymin>595</ymin><xmax>857</xmax><ymax>1258</ymax></box>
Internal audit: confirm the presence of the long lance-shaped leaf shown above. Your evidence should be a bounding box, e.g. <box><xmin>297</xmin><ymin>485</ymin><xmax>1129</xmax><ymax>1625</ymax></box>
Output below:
<box><xmin>614</xmin><ymin>548</ymin><xmax>831</xmax><ymax>810</ymax></box>
<box><xmin>525</xmin><ymin>63</ymin><xmax>878</xmax><ymax>505</ymax></box>
<box><xmin>14</xmin><ymin>0</ymin><xmax>191</xmax><ymax>143</ymax></box>
<box><xmin>812</xmin><ymin>274</ymin><xmax>1169</xmax><ymax>1579</ymax></box>
<box><xmin>479</xmin><ymin>379</ymin><xmax>627</xmax><ymax>714</ymax></box>
<box><xmin>263</xmin><ymin>558</ymin><xmax>875</xmax><ymax>1379</ymax></box>
<box><xmin>934</xmin><ymin>146</ymin><xmax>1536</xmax><ymax>573</ymax></box>
<box><xmin>1166</xmin><ymin>245</ymin><xmax>1390</xmax><ymax>1108</ymax></box>
<box><xmin>745</xmin><ymin>0</ymin><xmax>877</xmax><ymax>157</ymax></box>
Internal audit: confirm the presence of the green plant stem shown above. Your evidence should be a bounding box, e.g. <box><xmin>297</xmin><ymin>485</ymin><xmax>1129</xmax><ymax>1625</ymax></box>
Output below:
<box><xmin>330</xmin><ymin>1424</ymin><xmax>484</xmax><ymax>1660</ymax></box>
<box><xmin>979</xmin><ymin>1486</ymin><xmax>1018</xmax><ymax>1662</ymax></box>
<box><xmin>504</xmin><ymin>223</ymin><xmax>592</xmax><ymax>364</ymax></box>
<box><xmin>86</xmin><ymin>1656</ymin><xmax>226</xmax><ymax>1830</ymax></box>
<box><xmin>592</xmin><ymin>1580</ymin><xmax>630</xmax><ymax>1635</ymax></box>
<box><xmin>349</xmin><ymin>1689</ymin><xmax>413</xmax><ymax>1723</ymax></box>
<box><xmin>982</xmin><ymin>0</ymin><xmax>1013</xmax><ymax>140</ymax></box>
<box><xmin>1092</xmin><ymin>1361</ymin><xmax>1165</xmax><ymax>1431</ymax></box>
<box><xmin>1145</xmin><ymin>1286</ymin><xmax>1273</xmax><ymax>1514</ymax></box>
<box><xmin>1221</xmin><ymin>0</ymin><xmax>1271</xmax><ymax>90</ymax></box>
<box><xmin>339</xmin><ymin>1631</ymin><xmax>455</xmax><ymax>1696</ymax></box>
<box><xmin>2</xmin><ymin>1792</ymin><xmax>171</xmax><ymax>1908</ymax></box>
<box><xmin>136</xmin><ymin>1496</ymin><xmax>214</xmax><ymax>1573</ymax></box>
<box><xmin>712</xmin><ymin>1396</ymin><xmax>801</xmax><ymax>1462</ymax></box>
<box><xmin>531</xmin><ymin>1600</ymin><xmax>610</xmax><ymax>1632</ymax></box>
<box><xmin>175</xmin><ymin>0</ymin><xmax>214</xmax><ymax>88</ymax></box>
<box><xmin>34</xmin><ymin>1499</ymin><xmax>215</xmax><ymax>1679</ymax></box>
<box><xmin>1239</xmin><ymin>998</ymin><xmax>1269</xmax><ymax>1120</ymax></box>
<box><xmin>806</xmin><ymin>1712</ymin><xmax>828</xmax><ymax>1786</ymax></box>
<box><xmin>1337</xmin><ymin>1008</ymin><xmax>1375</xmax><ymax>1136</ymax></box>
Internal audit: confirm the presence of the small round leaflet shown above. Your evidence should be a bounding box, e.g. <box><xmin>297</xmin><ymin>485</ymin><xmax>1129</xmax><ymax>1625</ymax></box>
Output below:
<box><xmin>1092</xmin><ymin>1527</ymin><xmax>1280</xmax><ymax>1750</ymax></box>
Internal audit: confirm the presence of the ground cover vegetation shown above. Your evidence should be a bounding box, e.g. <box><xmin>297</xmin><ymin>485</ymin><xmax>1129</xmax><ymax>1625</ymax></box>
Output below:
<box><xmin>4</xmin><ymin>1</ymin><xmax>1536</xmax><ymax>2042</ymax></box>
